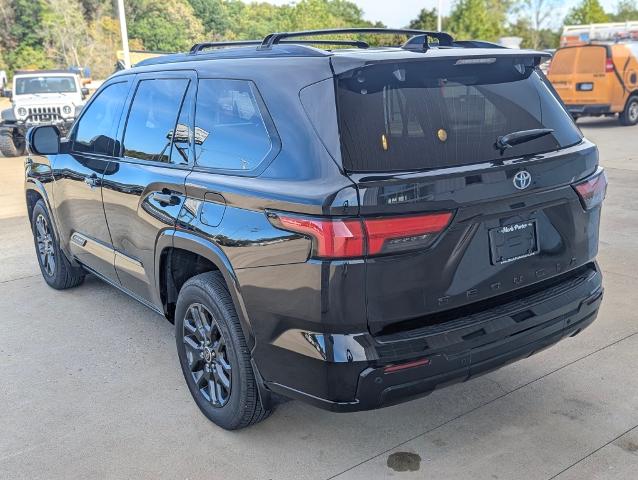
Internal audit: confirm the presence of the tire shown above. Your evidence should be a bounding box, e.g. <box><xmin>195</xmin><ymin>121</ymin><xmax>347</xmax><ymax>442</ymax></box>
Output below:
<box><xmin>0</xmin><ymin>129</ymin><xmax>25</xmax><ymax>157</ymax></box>
<box><xmin>175</xmin><ymin>271</ymin><xmax>271</xmax><ymax>430</ymax></box>
<box><xmin>619</xmin><ymin>95</ymin><xmax>638</xmax><ymax>126</ymax></box>
<box><xmin>31</xmin><ymin>200</ymin><xmax>85</xmax><ymax>289</ymax></box>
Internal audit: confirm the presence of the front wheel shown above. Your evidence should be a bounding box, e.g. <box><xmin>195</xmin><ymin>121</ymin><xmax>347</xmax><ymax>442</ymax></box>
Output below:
<box><xmin>175</xmin><ymin>271</ymin><xmax>272</xmax><ymax>430</ymax></box>
<box><xmin>31</xmin><ymin>200</ymin><xmax>84</xmax><ymax>289</ymax></box>
<box><xmin>619</xmin><ymin>95</ymin><xmax>638</xmax><ymax>126</ymax></box>
<box><xmin>0</xmin><ymin>128</ymin><xmax>25</xmax><ymax>157</ymax></box>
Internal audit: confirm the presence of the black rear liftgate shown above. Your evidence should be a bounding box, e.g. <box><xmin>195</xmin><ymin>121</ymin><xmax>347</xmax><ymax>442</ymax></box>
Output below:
<box><xmin>333</xmin><ymin>53</ymin><xmax>601</xmax><ymax>336</ymax></box>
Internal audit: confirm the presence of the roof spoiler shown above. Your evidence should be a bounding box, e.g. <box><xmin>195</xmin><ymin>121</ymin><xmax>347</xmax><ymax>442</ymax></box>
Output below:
<box><xmin>330</xmin><ymin>50</ymin><xmax>552</xmax><ymax>76</ymax></box>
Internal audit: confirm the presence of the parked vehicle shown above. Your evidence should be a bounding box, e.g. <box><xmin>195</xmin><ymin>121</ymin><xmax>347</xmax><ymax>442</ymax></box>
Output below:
<box><xmin>548</xmin><ymin>42</ymin><xmax>638</xmax><ymax>125</ymax></box>
<box><xmin>1</xmin><ymin>70</ymin><xmax>89</xmax><ymax>157</ymax></box>
<box><xmin>24</xmin><ymin>28</ymin><xmax>606</xmax><ymax>430</ymax></box>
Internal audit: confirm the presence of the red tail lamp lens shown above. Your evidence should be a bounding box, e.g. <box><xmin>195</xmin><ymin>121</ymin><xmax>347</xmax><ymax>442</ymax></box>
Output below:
<box><xmin>384</xmin><ymin>358</ymin><xmax>431</xmax><ymax>374</ymax></box>
<box><xmin>573</xmin><ymin>169</ymin><xmax>607</xmax><ymax>210</ymax></box>
<box><xmin>364</xmin><ymin>212</ymin><xmax>453</xmax><ymax>255</ymax></box>
<box><xmin>605</xmin><ymin>58</ymin><xmax>615</xmax><ymax>73</ymax></box>
<box><xmin>269</xmin><ymin>211</ymin><xmax>453</xmax><ymax>259</ymax></box>
<box><xmin>273</xmin><ymin>215</ymin><xmax>365</xmax><ymax>258</ymax></box>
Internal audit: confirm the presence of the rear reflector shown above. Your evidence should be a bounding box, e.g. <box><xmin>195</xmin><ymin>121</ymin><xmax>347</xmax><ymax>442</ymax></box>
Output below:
<box><xmin>573</xmin><ymin>168</ymin><xmax>607</xmax><ymax>210</ymax></box>
<box><xmin>384</xmin><ymin>358</ymin><xmax>430</xmax><ymax>374</ymax></box>
<box><xmin>268</xmin><ymin>211</ymin><xmax>453</xmax><ymax>259</ymax></box>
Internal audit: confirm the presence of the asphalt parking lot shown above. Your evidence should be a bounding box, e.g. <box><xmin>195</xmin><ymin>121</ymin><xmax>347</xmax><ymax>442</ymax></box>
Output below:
<box><xmin>1</xmin><ymin>118</ymin><xmax>637</xmax><ymax>479</ymax></box>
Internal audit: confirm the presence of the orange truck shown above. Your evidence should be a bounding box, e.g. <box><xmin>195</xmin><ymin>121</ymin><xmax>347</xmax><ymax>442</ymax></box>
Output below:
<box><xmin>548</xmin><ymin>23</ymin><xmax>638</xmax><ymax>125</ymax></box>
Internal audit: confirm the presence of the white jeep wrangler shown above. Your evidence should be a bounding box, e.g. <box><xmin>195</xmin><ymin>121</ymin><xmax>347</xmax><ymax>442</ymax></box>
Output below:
<box><xmin>0</xmin><ymin>70</ymin><xmax>88</xmax><ymax>157</ymax></box>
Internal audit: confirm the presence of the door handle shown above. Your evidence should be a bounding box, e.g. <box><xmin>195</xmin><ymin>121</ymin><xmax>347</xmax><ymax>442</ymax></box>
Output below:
<box><xmin>153</xmin><ymin>192</ymin><xmax>181</xmax><ymax>206</ymax></box>
<box><xmin>84</xmin><ymin>174</ymin><xmax>98</xmax><ymax>188</ymax></box>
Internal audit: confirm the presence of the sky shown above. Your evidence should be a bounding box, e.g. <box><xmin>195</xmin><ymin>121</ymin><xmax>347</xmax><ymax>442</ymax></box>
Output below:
<box><xmin>252</xmin><ymin>0</ymin><xmax>622</xmax><ymax>29</ymax></box>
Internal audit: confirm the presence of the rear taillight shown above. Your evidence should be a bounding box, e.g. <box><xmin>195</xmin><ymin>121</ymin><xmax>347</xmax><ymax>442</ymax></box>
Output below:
<box><xmin>270</xmin><ymin>215</ymin><xmax>365</xmax><ymax>258</ymax></box>
<box><xmin>605</xmin><ymin>58</ymin><xmax>615</xmax><ymax>73</ymax></box>
<box><xmin>573</xmin><ymin>168</ymin><xmax>607</xmax><ymax>210</ymax></box>
<box><xmin>364</xmin><ymin>212</ymin><xmax>452</xmax><ymax>255</ymax></box>
<box><xmin>268</xmin><ymin>211</ymin><xmax>453</xmax><ymax>259</ymax></box>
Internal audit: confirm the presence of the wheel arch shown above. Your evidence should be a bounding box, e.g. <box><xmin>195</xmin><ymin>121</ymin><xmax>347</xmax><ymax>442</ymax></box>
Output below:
<box><xmin>155</xmin><ymin>230</ymin><xmax>256</xmax><ymax>350</ymax></box>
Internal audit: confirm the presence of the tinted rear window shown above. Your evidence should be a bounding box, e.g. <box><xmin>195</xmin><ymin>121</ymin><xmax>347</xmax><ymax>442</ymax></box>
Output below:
<box><xmin>337</xmin><ymin>58</ymin><xmax>582</xmax><ymax>172</ymax></box>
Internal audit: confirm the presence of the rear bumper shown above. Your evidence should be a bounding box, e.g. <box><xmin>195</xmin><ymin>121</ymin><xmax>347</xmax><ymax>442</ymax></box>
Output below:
<box><xmin>263</xmin><ymin>265</ymin><xmax>603</xmax><ymax>412</ymax></box>
<box><xmin>566</xmin><ymin>104</ymin><xmax>612</xmax><ymax>116</ymax></box>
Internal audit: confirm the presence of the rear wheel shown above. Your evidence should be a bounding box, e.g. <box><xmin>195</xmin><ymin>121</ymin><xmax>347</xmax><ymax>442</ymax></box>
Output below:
<box><xmin>0</xmin><ymin>128</ymin><xmax>25</xmax><ymax>157</ymax></box>
<box><xmin>175</xmin><ymin>271</ymin><xmax>271</xmax><ymax>430</ymax></box>
<box><xmin>619</xmin><ymin>95</ymin><xmax>638</xmax><ymax>126</ymax></box>
<box><xmin>31</xmin><ymin>200</ymin><xmax>85</xmax><ymax>289</ymax></box>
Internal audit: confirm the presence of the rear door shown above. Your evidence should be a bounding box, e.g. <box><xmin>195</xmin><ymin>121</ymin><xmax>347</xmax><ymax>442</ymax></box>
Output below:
<box><xmin>101</xmin><ymin>71</ymin><xmax>195</xmax><ymax>306</ymax></box>
<box><xmin>335</xmin><ymin>56</ymin><xmax>601</xmax><ymax>335</ymax></box>
<box><xmin>549</xmin><ymin>45</ymin><xmax>612</xmax><ymax>106</ymax></box>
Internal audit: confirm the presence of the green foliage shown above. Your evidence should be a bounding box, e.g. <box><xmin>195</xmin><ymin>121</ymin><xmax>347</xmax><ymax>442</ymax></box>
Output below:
<box><xmin>448</xmin><ymin>0</ymin><xmax>509</xmax><ymax>41</ymax></box>
<box><xmin>611</xmin><ymin>0</ymin><xmax>638</xmax><ymax>21</ymax></box>
<box><xmin>564</xmin><ymin>0</ymin><xmax>610</xmax><ymax>25</ymax></box>
<box><xmin>5</xmin><ymin>45</ymin><xmax>55</xmax><ymax>72</ymax></box>
<box><xmin>408</xmin><ymin>8</ymin><xmax>440</xmax><ymax>30</ymax></box>
<box><xmin>10</xmin><ymin>0</ymin><xmax>46</xmax><ymax>47</ymax></box>
<box><xmin>508</xmin><ymin>18</ymin><xmax>559</xmax><ymax>49</ymax></box>
<box><xmin>126</xmin><ymin>0</ymin><xmax>204</xmax><ymax>51</ymax></box>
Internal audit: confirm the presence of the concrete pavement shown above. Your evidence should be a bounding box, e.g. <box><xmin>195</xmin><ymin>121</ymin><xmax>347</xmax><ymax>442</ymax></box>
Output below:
<box><xmin>1</xmin><ymin>117</ymin><xmax>637</xmax><ymax>479</ymax></box>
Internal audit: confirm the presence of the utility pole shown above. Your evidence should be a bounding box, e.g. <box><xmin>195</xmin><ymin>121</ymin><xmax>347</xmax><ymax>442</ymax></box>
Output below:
<box><xmin>117</xmin><ymin>0</ymin><xmax>131</xmax><ymax>69</ymax></box>
<box><xmin>437</xmin><ymin>0</ymin><xmax>443</xmax><ymax>31</ymax></box>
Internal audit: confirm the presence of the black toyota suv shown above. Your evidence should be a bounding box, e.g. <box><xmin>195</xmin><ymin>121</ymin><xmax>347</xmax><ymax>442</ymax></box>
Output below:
<box><xmin>24</xmin><ymin>29</ymin><xmax>606</xmax><ymax>430</ymax></box>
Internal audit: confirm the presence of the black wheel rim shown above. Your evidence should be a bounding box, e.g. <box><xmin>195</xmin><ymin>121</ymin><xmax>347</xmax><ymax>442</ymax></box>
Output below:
<box><xmin>35</xmin><ymin>214</ymin><xmax>56</xmax><ymax>277</ymax></box>
<box><xmin>182</xmin><ymin>303</ymin><xmax>232</xmax><ymax>407</ymax></box>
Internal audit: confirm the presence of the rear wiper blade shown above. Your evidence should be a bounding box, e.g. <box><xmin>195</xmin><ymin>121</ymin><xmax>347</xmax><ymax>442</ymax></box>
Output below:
<box><xmin>495</xmin><ymin>128</ymin><xmax>554</xmax><ymax>154</ymax></box>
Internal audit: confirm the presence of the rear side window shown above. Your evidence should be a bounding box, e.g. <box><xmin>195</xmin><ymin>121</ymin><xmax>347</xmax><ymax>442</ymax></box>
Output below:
<box><xmin>123</xmin><ymin>78</ymin><xmax>190</xmax><ymax>163</ymax></box>
<box><xmin>73</xmin><ymin>81</ymin><xmax>129</xmax><ymax>156</ymax></box>
<box><xmin>337</xmin><ymin>58</ymin><xmax>582</xmax><ymax>172</ymax></box>
<box><xmin>194</xmin><ymin>79</ymin><xmax>273</xmax><ymax>171</ymax></box>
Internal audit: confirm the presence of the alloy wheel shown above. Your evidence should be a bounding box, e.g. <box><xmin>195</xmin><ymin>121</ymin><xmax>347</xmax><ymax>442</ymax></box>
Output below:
<box><xmin>629</xmin><ymin>100</ymin><xmax>638</xmax><ymax>123</ymax></box>
<box><xmin>35</xmin><ymin>214</ymin><xmax>56</xmax><ymax>276</ymax></box>
<box><xmin>182</xmin><ymin>303</ymin><xmax>232</xmax><ymax>407</ymax></box>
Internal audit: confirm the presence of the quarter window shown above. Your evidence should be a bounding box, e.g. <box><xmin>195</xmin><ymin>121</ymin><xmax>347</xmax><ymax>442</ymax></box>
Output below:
<box><xmin>194</xmin><ymin>79</ymin><xmax>272</xmax><ymax>171</ymax></box>
<box><xmin>123</xmin><ymin>78</ymin><xmax>190</xmax><ymax>163</ymax></box>
<box><xmin>73</xmin><ymin>81</ymin><xmax>129</xmax><ymax>156</ymax></box>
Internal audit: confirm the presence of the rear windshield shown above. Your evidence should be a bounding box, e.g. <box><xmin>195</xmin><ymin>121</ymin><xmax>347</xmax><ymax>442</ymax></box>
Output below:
<box><xmin>337</xmin><ymin>57</ymin><xmax>582</xmax><ymax>172</ymax></box>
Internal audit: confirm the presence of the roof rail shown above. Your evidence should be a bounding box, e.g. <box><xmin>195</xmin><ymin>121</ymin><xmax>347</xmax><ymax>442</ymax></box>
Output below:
<box><xmin>259</xmin><ymin>28</ymin><xmax>454</xmax><ymax>50</ymax></box>
<box><xmin>190</xmin><ymin>38</ymin><xmax>370</xmax><ymax>55</ymax></box>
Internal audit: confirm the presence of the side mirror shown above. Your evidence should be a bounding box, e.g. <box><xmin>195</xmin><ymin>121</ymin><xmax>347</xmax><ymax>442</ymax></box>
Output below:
<box><xmin>27</xmin><ymin>125</ymin><xmax>60</xmax><ymax>155</ymax></box>
<box><xmin>81</xmin><ymin>87</ymin><xmax>89</xmax><ymax>99</ymax></box>
<box><xmin>2</xmin><ymin>89</ymin><xmax>11</xmax><ymax>99</ymax></box>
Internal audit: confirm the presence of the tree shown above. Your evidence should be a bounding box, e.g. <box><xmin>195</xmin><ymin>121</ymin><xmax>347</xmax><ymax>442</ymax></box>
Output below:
<box><xmin>564</xmin><ymin>0</ymin><xmax>610</xmax><ymax>24</ymax></box>
<box><xmin>41</xmin><ymin>0</ymin><xmax>90</xmax><ymax>68</ymax></box>
<box><xmin>513</xmin><ymin>0</ymin><xmax>560</xmax><ymax>49</ymax></box>
<box><xmin>408</xmin><ymin>8</ymin><xmax>439</xmax><ymax>30</ymax></box>
<box><xmin>448</xmin><ymin>0</ymin><xmax>509</xmax><ymax>41</ymax></box>
<box><xmin>508</xmin><ymin>18</ymin><xmax>559</xmax><ymax>49</ymax></box>
<box><xmin>127</xmin><ymin>0</ymin><xmax>204</xmax><ymax>51</ymax></box>
<box><xmin>612</xmin><ymin>0</ymin><xmax>638</xmax><ymax>21</ymax></box>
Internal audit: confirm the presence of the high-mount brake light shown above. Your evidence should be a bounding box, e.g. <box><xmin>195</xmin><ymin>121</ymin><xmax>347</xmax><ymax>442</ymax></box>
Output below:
<box><xmin>268</xmin><ymin>211</ymin><xmax>453</xmax><ymax>259</ymax></box>
<box><xmin>573</xmin><ymin>168</ymin><xmax>607</xmax><ymax>210</ymax></box>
